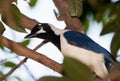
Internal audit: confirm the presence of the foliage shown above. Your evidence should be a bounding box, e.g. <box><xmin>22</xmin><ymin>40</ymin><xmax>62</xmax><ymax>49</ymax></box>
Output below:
<box><xmin>0</xmin><ymin>71</ymin><xmax>3</xmax><ymax>76</ymax></box>
<box><xmin>1</xmin><ymin>2</ymin><xmax>26</xmax><ymax>33</ymax></box>
<box><xmin>0</xmin><ymin>0</ymin><xmax>119</xmax><ymax>57</ymax></box>
<box><xmin>80</xmin><ymin>0</ymin><xmax>120</xmax><ymax>57</ymax></box>
<box><xmin>0</xmin><ymin>0</ymin><xmax>38</xmax><ymax>34</ymax></box>
<box><xmin>68</xmin><ymin>0</ymin><xmax>83</xmax><ymax>17</ymax></box>
<box><xmin>38</xmin><ymin>57</ymin><xmax>93</xmax><ymax>81</ymax></box>
<box><xmin>4</xmin><ymin>61</ymin><xmax>16</xmax><ymax>68</ymax></box>
<box><xmin>100</xmin><ymin>1</ymin><xmax>120</xmax><ymax>57</ymax></box>
<box><xmin>29</xmin><ymin>0</ymin><xmax>38</xmax><ymax>7</ymax></box>
<box><xmin>0</xmin><ymin>0</ymin><xmax>34</xmax><ymax>80</ymax></box>
<box><xmin>0</xmin><ymin>0</ymin><xmax>120</xmax><ymax>81</ymax></box>
<box><xmin>20</xmin><ymin>40</ymin><xmax>30</xmax><ymax>46</ymax></box>
<box><xmin>38</xmin><ymin>76</ymin><xmax>70</xmax><ymax>81</ymax></box>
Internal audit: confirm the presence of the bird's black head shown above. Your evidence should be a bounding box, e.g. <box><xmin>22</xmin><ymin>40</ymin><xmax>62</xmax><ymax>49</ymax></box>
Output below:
<box><xmin>25</xmin><ymin>23</ymin><xmax>61</xmax><ymax>41</ymax></box>
<box><xmin>25</xmin><ymin>23</ymin><xmax>62</xmax><ymax>50</ymax></box>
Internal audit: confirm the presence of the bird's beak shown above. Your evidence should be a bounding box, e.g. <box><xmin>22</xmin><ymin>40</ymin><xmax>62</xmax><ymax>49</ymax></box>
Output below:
<box><xmin>24</xmin><ymin>33</ymin><xmax>36</xmax><ymax>38</ymax></box>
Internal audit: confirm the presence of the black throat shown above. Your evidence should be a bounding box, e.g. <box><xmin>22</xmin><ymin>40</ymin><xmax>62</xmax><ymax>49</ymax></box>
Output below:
<box><xmin>49</xmin><ymin>35</ymin><xmax>61</xmax><ymax>51</ymax></box>
<box><xmin>36</xmin><ymin>23</ymin><xmax>61</xmax><ymax>51</ymax></box>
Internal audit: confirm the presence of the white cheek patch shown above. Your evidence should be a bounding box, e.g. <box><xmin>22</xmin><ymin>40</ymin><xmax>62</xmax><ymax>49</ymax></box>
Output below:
<box><xmin>36</xmin><ymin>27</ymin><xmax>46</xmax><ymax>34</ymax></box>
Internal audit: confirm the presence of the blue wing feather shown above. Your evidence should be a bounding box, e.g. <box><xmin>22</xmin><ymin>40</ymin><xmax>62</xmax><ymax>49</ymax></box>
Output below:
<box><xmin>63</xmin><ymin>30</ymin><xmax>115</xmax><ymax>68</ymax></box>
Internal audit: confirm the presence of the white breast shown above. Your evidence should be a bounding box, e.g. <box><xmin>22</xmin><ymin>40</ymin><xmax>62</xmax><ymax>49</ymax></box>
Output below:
<box><xmin>60</xmin><ymin>34</ymin><xmax>103</xmax><ymax>66</ymax></box>
<box><xmin>60</xmin><ymin>34</ymin><xmax>109</xmax><ymax>79</ymax></box>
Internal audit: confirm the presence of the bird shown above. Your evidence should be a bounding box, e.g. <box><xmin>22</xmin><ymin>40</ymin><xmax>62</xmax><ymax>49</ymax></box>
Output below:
<box><xmin>25</xmin><ymin>23</ymin><xmax>116</xmax><ymax>80</ymax></box>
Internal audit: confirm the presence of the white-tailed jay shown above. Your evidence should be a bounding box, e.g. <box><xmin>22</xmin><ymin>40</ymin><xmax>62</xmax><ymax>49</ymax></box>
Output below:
<box><xmin>25</xmin><ymin>23</ymin><xmax>116</xmax><ymax>80</ymax></box>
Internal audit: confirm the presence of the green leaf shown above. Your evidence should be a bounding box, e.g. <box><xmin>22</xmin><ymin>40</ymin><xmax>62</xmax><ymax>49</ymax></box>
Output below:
<box><xmin>83</xmin><ymin>19</ymin><xmax>89</xmax><ymax>32</ymax></box>
<box><xmin>109</xmin><ymin>1</ymin><xmax>120</xmax><ymax>17</ymax></box>
<box><xmin>0</xmin><ymin>21</ymin><xmax>5</xmax><ymax>35</ymax></box>
<box><xmin>63</xmin><ymin>57</ymin><xmax>93</xmax><ymax>81</ymax></box>
<box><xmin>68</xmin><ymin>0</ymin><xmax>83</xmax><ymax>17</ymax></box>
<box><xmin>1</xmin><ymin>4</ymin><xmax>26</xmax><ymax>33</ymax></box>
<box><xmin>20</xmin><ymin>40</ymin><xmax>30</xmax><ymax>46</ymax></box>
<box><xmin>4</xmin><ymin>61</ymin><xmax>16</xmax><ymax>68</ymax></box>
<box><xmin>101</xmin><ymin>21</ymin><xmax>115</xmax><ymax>35</ymax></box>
<box><xmin>29</xmin><ymin>0</ymin><xmax>38</xmax><ymax>7</ymax></box>
<box><xmin>38</xmin><ymin>76</ymin><xmax>71</xmax><ymax>81</ymax></box>
<box><xmin>0</xmin><ymin>71</ymin><xmax>3</xmax><ymax>76</ymax></box>
<box><xmin>110</xmin><ymin>33</ymin><xmax>120</xmax><ymax>57</ymax></box>
<box><xmin>0</xmin><ymin>45</ymin><xmax>4</xmax><ymax>50</ymax></box>
<box><xmin>95</xmin><ymin>4</ymin><xmax>112</xmax><ymax>22</ymax></box>
<box><xmin>100</xmin><ymin>1</ymin><xmax>120</xmax><ymax>57</ymax></box>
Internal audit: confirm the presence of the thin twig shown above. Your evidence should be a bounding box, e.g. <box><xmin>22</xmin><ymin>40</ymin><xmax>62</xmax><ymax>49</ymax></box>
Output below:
<box><xmin>33</xmin><ymin>40</ymin><xmax>49</xmax><ymax>51</ymax></box>
<box><xmin>0</xmin><ymin>40</ymin><xmax>48</xmax><ymax>81</ymax></box>
<box><xmin>0</xmin><ymin>58</ymin><xmax>27</xmax><ymax>81</ymax></box>
<box><xmin>16</xmin><ymin>57</ymin><xmax>36</xmax><ymax>81</ymax></box>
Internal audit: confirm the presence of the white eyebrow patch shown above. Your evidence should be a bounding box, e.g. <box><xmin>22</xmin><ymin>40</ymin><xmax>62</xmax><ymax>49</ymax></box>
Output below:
<box><xmin>36</xmin><ymin>27</ymin><xmax>46</xmax><ymax>34</ymax></box>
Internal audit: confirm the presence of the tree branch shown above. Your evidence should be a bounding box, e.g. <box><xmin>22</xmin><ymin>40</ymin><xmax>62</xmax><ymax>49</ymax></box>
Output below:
<box><xmin>0</xmin><ymin>58</ymin><xmax>27</xmax><ymax>81</ymax></box>
<box><xmin>20</xmin><ymin>14</ymin><xmax>38</xmax><ymax>30</ymax></box>
<box><xmin>0</xmin><ymin>40</ymin><xmax>49</xmax><ymax>81</ymax></box>
<box><xmin>0</xmin><ymin>0</ymin><xmax>85</xmax><ymax>80</ymax></box>
<box><xmin>53</xmin><ymin>0</ymin><xmax>85</xmax><ymax>33</ymax></box>
<box><xmin>0</xmin><ymin>36</ymin><xmax>63</xmax><ymax>74</ymax></box>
